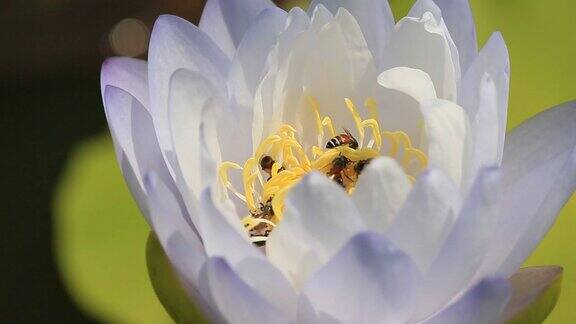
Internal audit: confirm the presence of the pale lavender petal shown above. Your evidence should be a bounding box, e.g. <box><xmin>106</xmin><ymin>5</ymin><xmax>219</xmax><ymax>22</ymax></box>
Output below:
<box><xmin>480</xmin><ymin>101</ymin><xmax>576</xmax><ymax>278</ymax></box>
<box><xmin>199</xmin><ymin>0</ymin><xmax>276</xmax><ymax>59</ymax></box>
<box><xmin>101</xmin><ymin>57</ymin><xmax>149</xmax><ymax>111</ymax></box>
<box><xmin>148</xmin><ymin>14</ymin><xmax>230</xmax><ymax>175</ymax></box>
<box><xmin>199</xmin><ymin>257</ymin><xmax>289</xmax><ymax>324</ymax></box>
<box><xmin>496</xmin><ymin>101</ymin><xmax>576</xmax><ymax>276</ymax></box>
<box><xmin>309</xmin><ymin>0</ymin><xmax>395</xmax><ymax>67</ymax></box>
<box><xmin>299</xmin><ymin>232</ymin><xmax>422</xmax><ymax>323</ymax></box>
<box><xmin>385</xmin><ymin>169</ymin><xmax>460</xmax><ymax>272</ymax></box>
<box><xmin>144</xmin><ymin>172</ymin><xmax>205</xmax><ymax>292</ymax></box>
<box><xmin>227</xmin><ymin>7</ymin><xmax>288</xmax><ymax>107</ymax></box>
<box><xmin>413</xmin><ymin>167</ymin><xmax>502</xmax><ymax>321</ymax></box>
<box><xmin>424</xmin><ymin>277</ymin><xmax>511</xmax><ymax>324</ymax></box>
<box><xmin>198</xmin><ymin>189</ymin><xmax>298</xmax><ymax>316</ymax></box>
<box><xmin>466</xmin><ymin>73</ymin><xmax>500</xmax><ymax>188</ymax></box>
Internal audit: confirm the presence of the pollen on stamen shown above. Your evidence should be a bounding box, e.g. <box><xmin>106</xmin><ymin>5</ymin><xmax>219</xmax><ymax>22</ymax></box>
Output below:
<box><xmin>218</xmin><ymin>97</ymin><xmax>429</xmax><ymax>246</ymax></box>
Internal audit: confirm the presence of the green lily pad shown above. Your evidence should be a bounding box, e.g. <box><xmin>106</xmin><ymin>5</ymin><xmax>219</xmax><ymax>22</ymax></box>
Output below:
<box><xmin>146</xmin><ymin>233</ymin><xmax>207</xmax><ymax>323</ymax></box>
<box><xmin>503</xmin><ymin>266</ymin><xmax>563</xmax><ymax>324</ymax></box>
<box><xmin>54</xmin><ymin>135</ymin><xmax>171</xmax><ymax>323</ymax></box>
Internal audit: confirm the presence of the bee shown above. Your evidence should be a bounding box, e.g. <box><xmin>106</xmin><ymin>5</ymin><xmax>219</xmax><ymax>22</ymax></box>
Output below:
<box><xmin>260</xmin><ymin>155</ymin><xmax>284</xmax><ymax>181</ymax></box>
<box><xmin>327</xmin><ymin>155</ymin><xmax>354</xmax><ymax>188</ymax></box>
<box><xmin>325</xmin><ymin>129</ymin><xmax>359</xmax><ymax>149</ymax></box>
<box><xmin>248</xmin><ymin>199</ymin><xmax>275</xmax><ymax>247</ymax></box>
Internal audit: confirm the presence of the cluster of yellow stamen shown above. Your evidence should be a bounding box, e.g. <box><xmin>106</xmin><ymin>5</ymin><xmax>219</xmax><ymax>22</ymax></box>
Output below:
<box><xmin>218</xmin><ymin>97</ymin><xmax>429</xmax><ymax>245</ymax></box>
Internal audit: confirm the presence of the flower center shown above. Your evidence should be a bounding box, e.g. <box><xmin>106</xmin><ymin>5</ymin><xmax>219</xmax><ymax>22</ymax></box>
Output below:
<box><xmin>218</xmin><ymin>97</ymin><xmax>428</xmax><ymax>246</ymax></box>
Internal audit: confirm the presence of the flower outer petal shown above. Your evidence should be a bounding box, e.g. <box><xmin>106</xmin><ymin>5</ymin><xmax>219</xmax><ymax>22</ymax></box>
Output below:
<box><xmin>298</xmin><ymin>232</ymin><xmax>422</xmax><ymax>324</ymax></box>
<box><xmin>424</xmin><ymin>277</ymin><xmax>511</xmax><ymax>324</ymax></box>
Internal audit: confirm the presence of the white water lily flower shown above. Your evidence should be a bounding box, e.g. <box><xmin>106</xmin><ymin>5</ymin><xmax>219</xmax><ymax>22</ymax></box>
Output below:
<box><xmin>101</xmin><ymin>0</ymin><xmax>576</xmax><ymax>322</ymax></box>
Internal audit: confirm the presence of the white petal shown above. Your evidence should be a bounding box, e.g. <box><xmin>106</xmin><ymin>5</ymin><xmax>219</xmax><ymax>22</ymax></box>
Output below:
<box><xmin>266</xmin><ymin>173</ymin><xmax>365</xmax><ymax>289</ymax></box>
<box><xmin>199</xmin><ymin>0</ymin><xmax>276</xmax><ymax>59</ymax></box>
<box><xmin>424</xmin><ymin>277</ymin><xmax>511</xmax><ymax>324</ymax></box>
<box><xmin>378</xmin><ymin>67</ymin><xmax>437</xmax><ymax>102</ymax></box>
<box><xmin>479</xmin><ymin>101</ymin><xmax>576</xmax><ymax>277</ymax></box>
<box><xmin>198</xmin><ymin>189</ymin><xmax>297</xmax><ymax>316</ymax></box>
<box><xmin>383</xmin><ymin>12</ymin><xmax>457</xmax><ymax>101</ymax></box>
<box><xmin>407</xmin><ymin>0</ymin><xmax>461</xmax><ymax>87</ymax></box>
<box><xmin>227</xmin><ymin>7</ymin><xmax>287</xmax><ymax>107</ymax></box>
<box><xmin>421</xmin><ymin>98</ymin><xmax>472</xmax><ymax>187</ymax></box>
<box><xmin>413</xmin><ymin>167</ymin><xmax>502</xmax><ymax>321</ymax></box>
<box><xmin>277</xmin><ymin>8</ymin><xmax>376</xmax><ymax>148</ymax></box>
<box><xmin>252</xmin><ymin>7</ymin><xmax>310</xmax><ymax>149</ymax></box>
<box><xmin>200</xmin><ymin>258</ymin><xmax>289</xmax><ymax>324</ymax></box>
<box><xmin>101</xmin><ymin>57</ymin><xmax>149</xmax><ymax>111</ymax></box>
<box><xmin>460</xmin><ymin>32</ymin><xmax>509</xmax><ymax>164</ymax></box>
<box><xmin>168</xmin><ymin>69</ymin><xmax>219</xmax><ymax>199</ymax></box>
<box><xmin>309</xmin><ymin>0</ymin><xmax>395</xmax><ymax>67</ymax></box>
<box><xmin>351</xmin><ymin>157</ymin><xmax>411</xmax><ymax>233</ymax></box>
<box><xmin>430</xmin><ymin>0</ymin><xmax>478</xmax><ymax>72</ymax></box>
<box><xmin>385</xmin><ymin>169</ymin><xmax>460</xmax><ymax>272</ymax></box>
<box><xmin>309</xmin><ymin>3</ymin><xmax>333</xmax><ymax>31</ymax></box>
<box><xmin>148</xmin><ymin>15</ymin><xmax>230</xmax><ymax>174</ymax></box>
<box><xmin>299</xmin><ymin>232</ymin><xmax>422</xmax><ymax>324</ymax></box>
<box><xmin>373</xmin><ymin>67</ymin><xmax>436</xmax><ymax>147</ymax></box>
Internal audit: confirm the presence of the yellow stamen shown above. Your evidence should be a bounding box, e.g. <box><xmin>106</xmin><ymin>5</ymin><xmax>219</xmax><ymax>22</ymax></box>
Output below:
<box><xmin>218</xmin><ymin>97</ymin><xmax>429</xmax><ymax>245</ymax></box>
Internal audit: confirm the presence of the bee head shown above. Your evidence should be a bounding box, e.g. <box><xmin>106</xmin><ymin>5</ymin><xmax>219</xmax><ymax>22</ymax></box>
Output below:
<box><xmin>260</xmin><ymin>155</ymin><xmax>274</xmax><ymax>171</ymax></box>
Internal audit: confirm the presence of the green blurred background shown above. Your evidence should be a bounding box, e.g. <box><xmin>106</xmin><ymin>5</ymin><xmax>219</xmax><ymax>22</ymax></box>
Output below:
<box><xmin>2</xmin><ymin>0</ymin><xmax>573</xmax><ymax>322</ymax></box>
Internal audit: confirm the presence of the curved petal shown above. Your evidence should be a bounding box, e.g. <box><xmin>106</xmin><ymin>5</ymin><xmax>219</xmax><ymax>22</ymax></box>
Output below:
<box><xmin>385</xmin><ymin>169</ymin><xmax>460</xmax><ymax>272</ymax></box>
<box><xmin>299</xmin><ymin>232</ymin><xmax>422</xmax><ymax>324</ymax></box>
<box><xmin>421</xmin><ymin>99</ymin><xmax>472</xmax><ymax>187</ymax></box>
<box><xmin>424</xmin><ymin>277</ymin><xmax>511</xmax><ymax>324</ymax></box>
<box><xmin>460</xmin><ymin>32</ymin><xmax>509</xmax><ymax>165</ymax></box>
<box><xmin>148</xmin><ymin>14</ymin><xmax>230</xmax><ymax>174</ymax></box>
<box><xmin>143</xmin><ymin>172</ymin><xmax>205</xmax><ymax>293</ymax></box>
<box><xmin>266</xmin><ymin>173</ymin><xmax>365</xmax><ymax>289</ymax></box>
<box><xmin>199</xmin><ymin>0</ymin><xmax>276</xmax><ymax>59</ymax></box>
<box><xmin>480</xmin><ymin>101</ymin><xmax>576</xmax><ymax>277</ymax></box>
<box><xmin>308</xmin><ymin>0</ymin><xmax>395</xmax><ymax>67</ymax></box>
<box><xmin>200</xmin><ymin>257</ymin><xmax>289</xmax><ymax>324</ymax></box>
<box><xmin>198</xmin><ymin>189</ymin><xmax>297</xmax><ymax>316</ymax></box>
<box><xmin>377</xmin><ymin>67</ymin><xmax>437</xmax><ymax>102</ymax></box>
<box><xmin>101</xmin><ymin>57</ymin><xmax>149</xmax><ymax>111</ymax></box>
<box><xmin>351</xmin><ymin>157</ymin><xmax>411</xmax><ymax>233</ymax></box>
<box><xmin>104</xmin><ymin>86</ymin><xmax>175</xmax><ymax>199</ymax></box>
<box><xmin>383</xmin><ymin>12</ymin><xmax>457</xmax><ymax>101</ymax></box>
<box><xmin>374</xmin><ymin>67</ymin><xmax>436</xmax><ymax>148</ymax></box>
<box><xmin>227</xmin><ymin>7</ymin><xmax>288</xmax><ymax>107</ymax></box>
<box><xmin>413</xmin><ymin>167</ymin><xmax>502</xmax><ymax>320</ymax></box>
